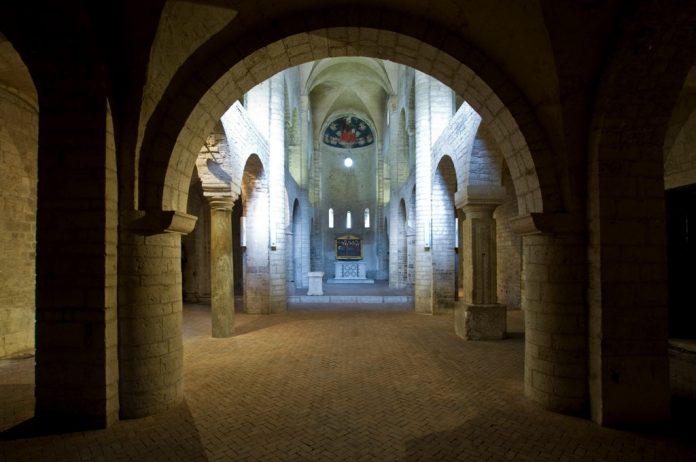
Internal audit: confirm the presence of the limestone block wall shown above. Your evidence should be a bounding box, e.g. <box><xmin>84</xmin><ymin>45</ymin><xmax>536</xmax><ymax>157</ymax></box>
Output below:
<box><xmin>241</xmin><ymin>155</ymin><xmax>270</xmax><ymax>314</ymax></box>
<box><xmin>318</xmin><ymin>143</ymin><xmax>378</xmax><ymax>278</ymax></box>
<box><xmin>430</xmin><ymin>102</ymin><xmax>482</xmax><ymax>192</ymax></box>
<box><xmin>285</xmin><ymin>173</ymin><xmax>311</xmax><ymax>288</ymax></box>
<box><xmin>220</xmin><ymin>101</ymin><xmax>269</xmax><ymax>200</ymax></box>
<box><xmin>0</xmin><ymin>88</ymin><xmax>37</xmax><ymax>358</ymax></box>
<box><xmin>119</xmin><ymin>228</ymin><xmax>184</xmax><ymax>419</ymax></box>
<box><xmin>495</xmin><ymin>167</ymin><xmax>521</xmax><ymax>309</ymax></box>
<box><xmin>267</xmin><ymin>74</ymin><xmax>287</xmax><ymax>311</ymax></box>
<box><xmin>431</xmin><ymin>157</ymin><xmax>457</xmax><ymax>312</ymax></box>
<box><xmin>182</xmin><ymin>175</ymin><xmax>211</xmax><ymax>303</ymax></box>
<box><xmin>414</xmin><ymin>71</ymin><xmax>454</xmax><ymax>313</ymax></box>
<box><xmin>664</xmin><ymin>104</ymin><xmax>696</xmax><ymax>189</ymax></box>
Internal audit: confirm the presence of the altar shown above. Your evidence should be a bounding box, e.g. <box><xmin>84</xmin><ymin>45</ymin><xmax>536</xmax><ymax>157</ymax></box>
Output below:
<box><xmin>328</xmin><ymin>261</ymin><xmax>374</xmax><ymax>284</ymax></box>
<box><xmin>327</xmin><ymin>234</ymin><xmax>375</xmax><ymax>284</ymax></box>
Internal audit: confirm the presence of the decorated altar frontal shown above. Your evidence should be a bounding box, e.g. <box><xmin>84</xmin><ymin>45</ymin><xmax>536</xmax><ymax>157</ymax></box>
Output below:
<box><xmin>327</xmin><ymin>234</ymin><xmax>375</xmax><ymax>284</ymax></box>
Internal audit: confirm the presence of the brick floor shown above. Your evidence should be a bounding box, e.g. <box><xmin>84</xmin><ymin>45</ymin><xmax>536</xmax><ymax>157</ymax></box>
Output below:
<box><xmin>1</xmin><ymin>304</ymin><xmax>696</xmax><ymax>461</ymax></box>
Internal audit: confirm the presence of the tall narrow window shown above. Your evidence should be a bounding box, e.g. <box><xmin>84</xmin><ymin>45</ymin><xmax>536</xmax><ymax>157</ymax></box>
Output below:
<box><xmin>328</xmin><ymin>208</ymin><xmax>334</xmax><ymax>228</ymax></box>
<box><xmin>346</xmin><ymin>211</ymin><xmax>352</xmax><ymax>229</ymax></box>
<box><xmin>364</xmin><ymin>208</ymin><xmax>370</xmax><ymax>228</ymax></box>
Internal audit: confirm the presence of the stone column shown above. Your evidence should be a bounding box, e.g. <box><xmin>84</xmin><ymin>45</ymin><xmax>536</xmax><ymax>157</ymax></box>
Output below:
<box><xmin>512</xmin><ymin>213</ymin><xmax>588</xmax><ymax>415</ymax></box>
<box><xmin>208</xmin><ymin>196</ymin><xmax>235</xmax><ymax>338</ymax></box>
<box><xmin>118</xmin><ymin>210</ymin><xmax>197</xmax><ymax>419</ymax></box>
<box><xmin>454</xmin><ymin>203</ymin><xmax>506</xmax><ymax>340</ymax></box>
<box><xmin>414</xmin><ymin>71</ymin><xmax>455</xmax><ymax>314</ymax></box>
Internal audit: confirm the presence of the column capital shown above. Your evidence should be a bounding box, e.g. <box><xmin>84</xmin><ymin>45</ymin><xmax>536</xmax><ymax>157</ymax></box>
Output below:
<box><xmin>206</xmin><ymin>195</ymin><xmax>235</xmax><ymax>211</ymax></box>
<box><xmin>455</xmin><ymin>184</ymin><xmax>506</xmax><ymax>211</ymax></box>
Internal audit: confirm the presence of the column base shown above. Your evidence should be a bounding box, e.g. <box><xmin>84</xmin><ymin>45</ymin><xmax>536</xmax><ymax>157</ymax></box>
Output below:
<box><xmin>454</xmin><ymin>303</ymin><xmax>507</xmax><ymax>340</ymax></box>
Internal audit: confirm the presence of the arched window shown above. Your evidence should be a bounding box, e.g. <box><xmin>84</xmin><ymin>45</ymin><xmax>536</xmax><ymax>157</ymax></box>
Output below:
<box><xmin>364</xmin><ymin>208</ymin><xmax>370</xmax><ymax>228</ymax></box>
<box><xmin>346</xmin><ymin>211</ymin><xmax>352</xmax><ymax>229</ymax></box>
<box><xmin>328</xmin><ymin>208</ymin><xmax>334</xmax><ymax>228</ymax></box>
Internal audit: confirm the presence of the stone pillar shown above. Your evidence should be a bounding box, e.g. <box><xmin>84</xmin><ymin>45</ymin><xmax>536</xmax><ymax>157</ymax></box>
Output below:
<box><xmin>208</xmin><ymin>197</ymin><xmax>235</xmax><ymax>338</ymax></box>
<box><xmin>414</xmin><ymin>71</ymin><xmax>455</xmax><ymax>314</ymax></box>
<box><xmin>118</xmin><ymin>210</ymin><xmax>197</xmax><ymax>419</ymax></box>
<box><xmin>268</xmin><ymin>73</ymin><xmax>287</xmax><ymax>313</ymax></box>
<box><xmin>455</xmin><ymin>203</ymin><xmax>506</xmax><ymax>340</ymax></box>
<box><xmin>512</xmin><ymin>213</ymin><xmax>588</xmax><ymax>415</ymax></box>
<box><xmin>35</xmin><ymin>95</ymin><xmax>118</xmax><ymax>429</ymax></box>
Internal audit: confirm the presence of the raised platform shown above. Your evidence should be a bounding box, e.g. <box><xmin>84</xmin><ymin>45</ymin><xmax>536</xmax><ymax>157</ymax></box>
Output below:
<box><xmin>326</xmin><ymin>278</ymin><xmax>375</xmax><ymax>284</ymax></box>
<box><xmin>288</xmin><ymin>280</ymin><xmax>413</xmax><ymax>305</ymax></box>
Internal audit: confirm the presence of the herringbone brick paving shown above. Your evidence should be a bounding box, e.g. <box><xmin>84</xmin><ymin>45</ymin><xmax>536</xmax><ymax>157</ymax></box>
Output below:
<box><xmin>1</xmin><ymin>303</ymin><xmax>695</xmax><ymax>461</ymax></box>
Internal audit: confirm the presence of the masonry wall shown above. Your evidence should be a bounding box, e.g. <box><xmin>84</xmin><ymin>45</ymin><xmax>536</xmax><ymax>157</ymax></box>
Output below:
<box><xmin>319</xmin><ymin>144</ymin><xmax>378</xmax><ymax>278</ymax></box>
<box><xmin>0</xmin><ymin>89</ymin><xmax>37</xmax><ymax>358</ymax></box>
<box><xmin>495</xmin><ymin>167</ymin><xmax>521</xmax><ymax>309</ymax></box>
<box><xmin>431</xmin><ymin>158</ymin><xmax>457</xmax><ymax>312</ymax></box>
<box><xmin>665</xmin><ymin>106</ymin><xmax>696</xmax><ymax>189</ymax></box>
<box><xmin>285</xmin><ymin>174</ymin><xmax>311</xmax><ymax>288</ymax></box>
<box><xmin>182</xmin><ymin>174</ymin><xmax>211</xmax><ymax>303</ymax></box>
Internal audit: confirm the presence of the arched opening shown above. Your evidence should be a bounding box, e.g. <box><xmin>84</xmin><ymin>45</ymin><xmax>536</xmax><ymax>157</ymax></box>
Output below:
<box><xmin>397</xmin><ymin>199</ymin><xmax>408</xmax><ymax>288</ymax></box>
<box><xmin>0</xmin><ymin>32</ymin><xmax>38</xmax><ymax>432</ymax></box>
<box><xmin>432</xmin><ymin>155</ymin><xmax>458</xmax><ymax>313</ymax></box>
<box><xmin>292</xmin><ymin>198</ymin><xmax>303</xmax><ymax>287</ymax></box>
<box><xmin>130</xmin><ymin>6</ymin><xmax>558</xmax><ymax>434</ymax></box>
<box><xmin>241</xmin><ymin>154</ymin><xmax>270</xmax><ymax>315</ymax></box>
<box><xmin>182</xmin><ymin>168</ymin><xmax>211</xmax><ymax>304</ymax></box>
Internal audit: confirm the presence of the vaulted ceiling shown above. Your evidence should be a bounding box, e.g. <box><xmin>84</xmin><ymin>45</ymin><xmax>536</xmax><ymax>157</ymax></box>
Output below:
<box><xmin>302</xmin><ymin>58</ymin><xmax>396</xmax><ymax>142</ymax></box>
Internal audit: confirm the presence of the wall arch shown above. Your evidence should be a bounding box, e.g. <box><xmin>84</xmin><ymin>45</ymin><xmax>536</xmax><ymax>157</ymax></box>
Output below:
<box><xmin>138</xmin><ymin>17</ymin><xmax>559</xmax><ymax>220</ymax></box>
<box><xmin>431</xmin><ymin>154</ymin><xmax>458</xmax><ymax>313</ymax></box>
<box><xmin>588</xmin><ymin>1</ymin><xmax>696</xmax><ymax>426</ymax></box>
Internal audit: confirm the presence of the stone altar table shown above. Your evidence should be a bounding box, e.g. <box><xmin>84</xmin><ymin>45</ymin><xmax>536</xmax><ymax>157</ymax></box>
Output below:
<box><xmin>327</xmin><ymin>261</ymin><xmax>374</xmax><ymax>284</ymax></box>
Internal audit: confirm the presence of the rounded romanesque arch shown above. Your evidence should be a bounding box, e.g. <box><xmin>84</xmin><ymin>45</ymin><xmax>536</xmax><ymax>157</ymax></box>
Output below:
<box><xmin>586</xmin><ymin>1</ymin><xmax>696</xmax><ymax>427</ymax></box>
<box><xmin>138</xmin><ymin>13</ymin><xmax>560</xmax><ymax>222</ymax></box>
<box><xmin>431</xmin><ymin>154</ymin><xmax>458</xmax><ymax>313</ymax></box>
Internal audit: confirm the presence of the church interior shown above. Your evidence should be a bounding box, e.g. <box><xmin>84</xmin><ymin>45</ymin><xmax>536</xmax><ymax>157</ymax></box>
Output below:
<box><xmin>1</xmin><ymin>0</ymin><xmax>696</xmax><ymax>459</ymax></box>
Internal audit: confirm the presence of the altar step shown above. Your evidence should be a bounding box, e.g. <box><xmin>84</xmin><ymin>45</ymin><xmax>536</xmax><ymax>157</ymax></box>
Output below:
<box><xmin>288</xmin><ymin>294</ymin><xmax>414</xmax><ymax>304</ymax></box>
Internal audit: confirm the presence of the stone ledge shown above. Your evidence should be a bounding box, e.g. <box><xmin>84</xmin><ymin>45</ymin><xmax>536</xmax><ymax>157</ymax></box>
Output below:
<box><xmin>130</xmin><ymin>210</ymin><xmax>198</xmax><ymax>236</ymax></box>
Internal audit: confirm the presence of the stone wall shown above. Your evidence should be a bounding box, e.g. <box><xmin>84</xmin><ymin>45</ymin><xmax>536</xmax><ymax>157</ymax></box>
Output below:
<box><xmin>665</xmin><ymin>105</ymin><xmax>696</xmax><ymax>189</ymax></box>
<box><xmin>495</xmin><ymin>167</ymin><xmax>521</xmax><ymax>309</ymax></box>
<box><xmin>0</xmin><ymin>88</ymin><xmax>37</xmax><ymax>358</ymax></box>
<box><xmin>182</xmin><ymin>173</ymin><xmax>211</xmax><ymax>303</ymax></box>
<box><xmin>285</xmin><ymin>173</ymin><xmax>311</xmax><ymax>288</ymax></box>
<box><xmin>431</xmin><ymin>157</ymin><xmax>457</xmax><ymax>312</ymax></box>
<box><xmin>319</xmin><ymin>144</ymin><xmax>378</xmax><ymax>278</ymax></box>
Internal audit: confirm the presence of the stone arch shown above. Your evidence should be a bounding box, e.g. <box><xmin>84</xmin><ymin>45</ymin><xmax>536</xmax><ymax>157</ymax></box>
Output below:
<box><xmin>1</xmin><ymin>5</ymin><xmax>121</xmax><ymax>426</ymax></box>
<box><xmin>396</xmin><ymin>109</ymin><xmax>409</xmax><ymax>186</ymax></box>
<box><xmin>587</xmin><ymin>2</ymin><xmax>696</xmax><ymax>426</ymax></box>
<box><xmin>396</xmin><ymin>198</ymin><xmax>409</xmax><ymax>288</ymax></box>
<box><xmin>432</xmin><ymin>154</ymin><xmax>458</xmax><ymax>313</ymax></box>
<box><xmin>0</xmin><ymin>33</ymin><xmax>38</xmax><ymax>363</ymax></box>
<box><xmin>663</xmin><ymin>80</ymin><xmax>696</xmax><ymax>190</ymax></box>
<box><xmin>240</xmin><ymin>154</ymin><xmax>271</xmax><ymax>314</ymax></box>
<box><xmin>467</xmin><ymin>126</ymin><xmax>504</xmax><ymax>187</ymax></box>
<box><xmin>138</xmin><ymin>23</ymin><xmax>558</xmax><ymax>222</ymax></box>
